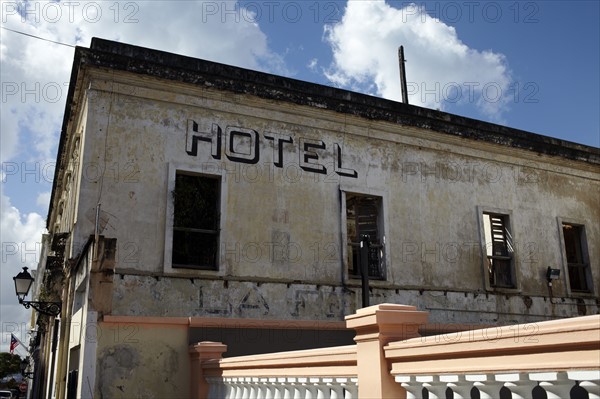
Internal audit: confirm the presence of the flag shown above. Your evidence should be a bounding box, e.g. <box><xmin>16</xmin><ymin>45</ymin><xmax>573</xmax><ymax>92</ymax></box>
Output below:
<box><xmin>10</xmin><ymin>333</ymin><xmax>19</xmax><ymax>354</ymax></box>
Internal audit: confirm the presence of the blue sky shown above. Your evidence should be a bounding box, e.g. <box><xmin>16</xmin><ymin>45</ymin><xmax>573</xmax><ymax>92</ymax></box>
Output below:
<box><xmin>1</xmin><ymin>0</ymin><xmax>599</xmax><ymax>351</ymax></box>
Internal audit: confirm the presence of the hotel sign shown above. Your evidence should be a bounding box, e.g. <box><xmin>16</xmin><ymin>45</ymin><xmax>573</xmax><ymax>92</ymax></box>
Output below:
<box><xmin>186</xmin><ymin>120</ymin><xmax>358</xmax><ymax>178</ymax></box>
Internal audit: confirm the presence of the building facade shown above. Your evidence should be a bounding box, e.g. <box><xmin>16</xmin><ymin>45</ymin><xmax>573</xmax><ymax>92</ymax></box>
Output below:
<box><xmin>29</xmin><ymin>38</ymin><xmax>599</xmax><ymax>398</ymax></box>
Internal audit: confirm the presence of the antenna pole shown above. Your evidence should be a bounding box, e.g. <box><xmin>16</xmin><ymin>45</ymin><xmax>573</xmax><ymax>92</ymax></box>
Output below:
<box><xmin>398</xmin><ymin>46</ymin><xmax>409</xmax><ymax>104</ymax></box>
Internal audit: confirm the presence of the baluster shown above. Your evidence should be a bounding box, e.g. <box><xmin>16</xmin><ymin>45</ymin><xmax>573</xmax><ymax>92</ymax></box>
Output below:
<box><xmin>258</xmin><ymin>377</ymin><xmax>272</xmax><ymax>399</ymax></box>
<box><xmin>348</xmin><ymin>378</ymin><xmax>359</xmax><ymax>399</ymax></box>
<box><xmin>310</xmin><ymin>378</ymin><xmax>327</xmax><ymax>399</ymax></box>
<box><xmin>225</xmin><ymin>378</ymin><xmax>235</xmax><ymax>399</ymax></box>
<box><xmin>337</xmin><ymin>377</ymin><xmax>358</xmax><ymax>399</ymax></box>
<box><xmin>569</xmin><ymin>370</ymin><xmax>600</xmax><ymax>399</ymax></box>
<box><xmin>282</xmin><ymin>378</ymin><xmax>294</xmax><ymax>399</ymax></box>
<box><xmin>273</xmin><ymin>377</ymin><xmax>290</xmax><ymax>399</ymax></box>
<box><xmin>272</xmin><ymin>378</ymin><xmax>285</xmax><ymax>399</ymax></box>
<box><xmin>496</xmin><ymin>373</ymin><xmax>537</xmax><ymax>399</ymax></box>
<box><xmin>396</xmin><ymin>375</ymin><xmax>420</xmax><ymax>399</ymax></box>
<box><xmin>579</xmin><ymin>382</ymin><xmax>600</xmax><ymax>399</ymax></box>
<box><xmin>298</xmin><ymin>378</ymin><xmax>316</xmax><ymax>399</ymax></box>
<box><xmin>531</xmin><ymin>372</ymin><xmax>576</xmax><ymax>399</ymax></box>
<box><xmin>294</xmin><ymin>377</ymin><xmax>311</xmax><ymax>399</ymax></box>
<box><xmin>285</xmin><ymin>377</ymin><xmax>301</xmax><ymax>399</ymax></box>
<box><xmin>467</xmin><ymin>374</ymin><xmax>506</xmax><ymax>399</ymax></box>
<box><xmin>441</xmin><ymin>375</ymin><xmax>473</xmax><ymax>399</ymax></box>
<box><xmin>240</xmin><ymin>378</ymin><xmax>251</xmax><ymax>399</ymax></box>
<box><xmin>418</xmin><ymin>375</ymin><xmax>448</xmax><ymax>398</ymax></box>
<box><xmin>265</xmin><ymin>378</ymin><xmax>278</xmax><ymax>399</ymax></box>
<box><xmin>231</xmin><ymin>378</ymin><xmax>243</xmax><ymax>399</ymax></box>
<box><xmin>325</xmin><ymin>377</ymin><xmax>343</xmax><ymax>399</ymax></box>
<box><xmin>248</xmin><ymin>377</ymin><xmax>258</xmax><ymax>399</ymax></box>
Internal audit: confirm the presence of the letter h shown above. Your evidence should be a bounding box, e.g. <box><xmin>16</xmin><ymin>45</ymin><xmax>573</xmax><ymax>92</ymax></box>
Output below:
<box><xmin>186</xmin><ymin>119</ymin><xmax>222</xmax><ymax>159</ymax></box>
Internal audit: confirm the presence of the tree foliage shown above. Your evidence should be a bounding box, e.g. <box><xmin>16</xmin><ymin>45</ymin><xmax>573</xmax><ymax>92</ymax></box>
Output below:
<box><xmin>0</xmin><ymin>352</ymin><xmax>21</xmax><ymax>379</ymax></box>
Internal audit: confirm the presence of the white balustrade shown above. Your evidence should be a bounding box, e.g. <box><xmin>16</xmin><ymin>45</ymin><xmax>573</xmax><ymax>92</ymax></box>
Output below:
<box><xmin>395</xmin><ymin>370</ymin><xmax>600</xmax><ymax>399</ymax></box>
<box><xmin>210</xmin><ymin>370</ymin><xmax>599</xmax><ymax>398</ymax></box>
<box><xmin>206</xmin><ymin>376</ymin><xmax>358</xmax><ymax>399</ymax></box>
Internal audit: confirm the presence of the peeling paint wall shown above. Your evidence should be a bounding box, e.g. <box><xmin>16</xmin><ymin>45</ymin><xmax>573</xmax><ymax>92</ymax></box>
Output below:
<box><xmin>95</xmin><ymin>323</ymin><xmax>188</xmax><ymax>398</ymax></box>
<box><xmin>37</xmin><ymin>40</ymin><xmax>600</xmax><ymax>399</ymax></box>
<box><xmin>111</xmin><ymin>276</ymin><xmax>353</xmax><ymax>320</ymax></box>
<box><xmin>62</xmin><ymin>68</ymin><xmax>600</xmax><ymax>328</ymax></box>
<box><xmin>42</xmin><ymin>45</ymin><xmax>600</xmax><ymax>399</ymax></box>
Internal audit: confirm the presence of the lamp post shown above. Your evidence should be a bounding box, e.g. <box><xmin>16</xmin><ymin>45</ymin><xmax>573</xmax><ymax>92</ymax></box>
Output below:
<box><xmin>20</xmin><ymin>357</ymin><xmax>34</xmax><ymax>379</ymax></box>
<box><xmin>13</xmin><ymin>267</ymin><xmax>61</xmax><ymax>316</ymax></box>
<box><xmin>359</xmin><ymin>234</ymin><xmax>370</xmax><ymax>308</ymax></box>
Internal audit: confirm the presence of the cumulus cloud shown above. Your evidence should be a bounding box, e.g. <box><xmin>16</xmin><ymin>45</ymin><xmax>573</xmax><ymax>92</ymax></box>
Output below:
<box><xmin>323</xmin><ymin>1</ymin><xmax>512</xmax><ymax>120</ymax></box>
<box><xmin>0</xmin><ymin>0</ymin><xmax>287</xmax><ymax>164</ymax></box>
<box><xmin>0</xmin><ymin>192</ymin><xmax>46</xmax><ymax>351</ymax></box>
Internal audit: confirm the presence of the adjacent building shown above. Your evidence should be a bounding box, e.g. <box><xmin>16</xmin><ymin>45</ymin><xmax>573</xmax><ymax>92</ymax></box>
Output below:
<box><xmin>29</xmin><ymin>38</ymin><xmax>599</xmax><ymax>398</ymax></box>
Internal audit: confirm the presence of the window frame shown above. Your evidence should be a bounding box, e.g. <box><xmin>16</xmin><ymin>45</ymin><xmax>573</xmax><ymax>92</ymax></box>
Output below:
<box><xmin>340</xmin><ymin>186</ymin><xmax>389</xmax><ymax>282</ymax></box>
<box><xmin>477</xmin><ymin>206</ymin><xmax>520</xmax><ymax>292</ymax></box>
<box><xmin>164</xmin><ymin>162</ymin><xmax>225</xmax><ymax>275</ymax></box>
<box><xmin>557</xmin><ymin>217</ymin><xmax>594</xmax><ymax>296</ymax></box>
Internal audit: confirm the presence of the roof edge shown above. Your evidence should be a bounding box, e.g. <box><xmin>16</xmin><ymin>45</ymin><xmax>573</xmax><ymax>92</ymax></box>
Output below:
<box><xmin>47</xmin><ymin>38</ymin><xmax>599</xmax><ymax>228</ymax></box>
<box><xmin>87</xmin><ymin>38</ymin><xmax>599</xmax><ymax>161</ymax></box>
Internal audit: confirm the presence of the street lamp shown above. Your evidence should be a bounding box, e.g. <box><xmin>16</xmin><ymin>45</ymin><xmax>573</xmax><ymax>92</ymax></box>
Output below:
<box><xmin>20</xmin><ymin>357</ymin><xmax>34</xmax><ymax>379</ymax></box>
<box><xmin>546</xmin><ymin>266</ymin><xmax>561</xmax><ymax>283</ymax></box>
<box><xmin>13</xmin><ymin>267</ymin><xmax>61</xmax><ymax>316</ymax></box>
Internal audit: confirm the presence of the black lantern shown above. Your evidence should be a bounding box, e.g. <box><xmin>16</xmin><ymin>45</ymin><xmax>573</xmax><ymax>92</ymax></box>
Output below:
<box><xmin>546</xmin><ymin>266</ymin><xmax>561</xmax><ymax>282</ymax></box>
<box><xmin>13</xmin><ymin>267</ymin><xmax>61</xmax><ymax>316</ymax></box>
<box><xmin>13</xmin><ymin>267</ymin><xmax>34</xmax><ymax>301</ymax></box>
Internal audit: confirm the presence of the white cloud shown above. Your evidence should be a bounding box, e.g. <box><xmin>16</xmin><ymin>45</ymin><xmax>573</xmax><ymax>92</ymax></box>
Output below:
<box><xmin>0</xmin><ymin>192</ymin><xmax>46</xmax><ymax>351</ymax></box>
<box><xmin>0</xmin><ymin>193</ymin><xmax>46</xmax><ymax>273</ymax></box>
<box><xmin>0</xmin><ymin>0</ymin><xmax>287</xmax><ymax>164</ymax></box>
<box><xmin>323</xmin><ymin>0</ymin><xmax>512</xmax><ymax>120</ymax></box>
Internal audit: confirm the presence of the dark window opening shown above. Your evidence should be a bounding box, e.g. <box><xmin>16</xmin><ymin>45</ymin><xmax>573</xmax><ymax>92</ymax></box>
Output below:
<box><xmin>172</xmin><ymin>173</ymin><xmax>220</xmax><ymax>269</ymax></box>
<box><xmin>347</xmin><ymin>194</ymin><xmax>384</xmax><ymax>279</ymax></box>
<box><xmin>483</xmin><ymin>213</ymin><xmax>515</xmax><ymax>288</ymax></box>
<box><xmin>563</xmin><ymin>223</ymin><xmax>590</xmax><ymax>292</ymax></box>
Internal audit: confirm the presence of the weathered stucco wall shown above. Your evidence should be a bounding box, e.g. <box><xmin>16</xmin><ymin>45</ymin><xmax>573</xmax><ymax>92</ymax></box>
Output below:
<box><xmin>65</xmin><ymin>68</ymin><xmax>599</xmax><ymax>326</ymax></box>
<box><xmin>95</xmin><ymin>322</ymin><xmax>189</xmax><ymax>398</ymax></box>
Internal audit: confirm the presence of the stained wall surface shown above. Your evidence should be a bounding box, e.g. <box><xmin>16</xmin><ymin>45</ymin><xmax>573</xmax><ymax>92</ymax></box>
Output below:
<box><xmin>43</xmin><ymin>40</ymin><xmax>600</xmax><ymax>397</ymax></box>
<box><xmin>55</xmin><ymin>67</ymin><xmax>599</xmax><ymax>327</ymax></box>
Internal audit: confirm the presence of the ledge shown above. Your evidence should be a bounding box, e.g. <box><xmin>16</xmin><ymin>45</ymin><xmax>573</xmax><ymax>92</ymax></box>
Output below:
<box><xmin>385</xmin><ymin>315</ymin><xmax>600</xmax><ymax>375</ymax></box>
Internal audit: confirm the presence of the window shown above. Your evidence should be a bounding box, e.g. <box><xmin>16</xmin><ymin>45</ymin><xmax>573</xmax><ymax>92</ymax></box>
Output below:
<box><xmin>346</xmin><ymin>193</ymin><xmax>385</xmax><ymax>279</ymax></box>
<box><xmin>482</xmin><ymin>212</ymin><xmax>515</xmax><ymax>288</ymax></box>
<box><xmin>562</xmin><ymin>223</ymin><xmax>591</xmax><ymax>292</ymax></box>
<box><xmin>171</xmin><ymin>173</ymin><xmax>220</xmax><ymax>269</ymax></box>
